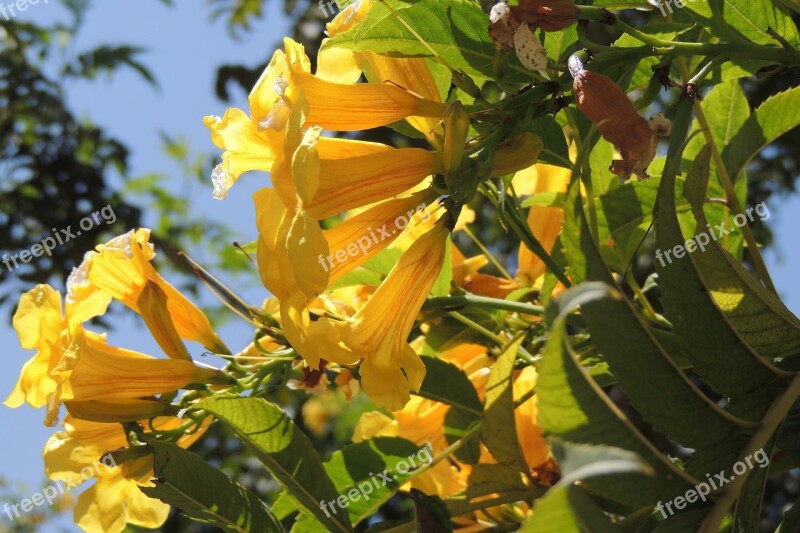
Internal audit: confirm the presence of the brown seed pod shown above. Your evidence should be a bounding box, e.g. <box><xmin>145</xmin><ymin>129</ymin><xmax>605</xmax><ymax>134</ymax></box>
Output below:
<box><xmin>569</xmin><ymin>54</ymin><xmax>668</xmax><ymax>181</ymax></box>
<box><xmin>510</xmin><ymin>0</ymin><xmax>579</xmax><ymax>32</ymax></box>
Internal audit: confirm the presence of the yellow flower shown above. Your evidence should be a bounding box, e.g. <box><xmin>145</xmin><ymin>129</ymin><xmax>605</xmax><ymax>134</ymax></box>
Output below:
<box><xmin>306</xmin><ymin>222</ymin><xmax>450</xmax><ymax>411</ymax></box>
<box><xmin>205</xmin><ymin>37</ymin><xmax>445</xmax><ymax>198</ymax></box>
<box><xmin>514</xmin><ymin>163</ymin><xmax>570</xmax><ymax>284</ymax></box>
<box><xmin>319</xmin><ymin>0</ymin><xmax>445</xmax><ymax>142</ymax></box>
<box><xmin>44</xmin><ymin>415</ymin><xmax>209</xmax><ymax>533</ymax></box>
<box><xmin>54</xmin><ymin>330</ymin><xmax>227</xmax><ymax>406</ymax></box>
<box><xmin>353</xmin><ymin>343</ymin><xmax>492</xmax><ymax>498</ymax></box>
<box><xmin>513</xmin><ymin>366</ymin><xmax>549</xmax><ymax>470</ymax></box>
<box><xmin>5</xmin><ymin>285</ymin><xmax>81</xmax><ymax>409</ymax></box>
<box><xmin>354</xmin><ymin>343</ymin><xmax>552</xmax><ymax>499</ymax></box>
<box><xmin>322</xmin><ymin>191</ymin><xmax>438</xmax><ymax>284</ymax></box>
<box><xmin>5</xmin><ymin>284</ymin><xmax>229</xmax><ymax>426</ymax></box>
<box><xmin>67</xmin><ymin>229</ymin><xmax>228</xmax><ymax>354</ymax></box>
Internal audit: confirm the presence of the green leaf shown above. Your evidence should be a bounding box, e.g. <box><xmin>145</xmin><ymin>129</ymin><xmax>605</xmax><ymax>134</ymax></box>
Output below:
<box><xmin>597</xmin><ymin>178</ymin><xmax>690</xmax><ymax>271</ymax></box>
<box><xmin>320</xmin><ymin>437</ymin><xmax>433</xmax><ymax>526</ymax></box>
<box><xmin>141</xmin><ymin>441</ymin><xmax>284</xmax><ymax>533</ymax></box>
<box><xmin>723</xmin><ymin>85</ymin><xmax>800</xmax><ymax>184</ymax></box>
<box><xmin>417</xmin><ymin>355</ymin><xmax>483</xmax><ymax>463</ymax></box>
<box><xmin>465</xmin><ymin>464</ymin><xmax>527</xmax><ymax>499</ymax></box>
<box><xmin>196</xmin><ymin>397</ymin><xmax>351</xmax><ymax>533</ymax></box>
<box><xmin>323</xmin><ymin>0</ymin><xmax>533</xmax><ymax>81</ymax></box>
<box><xmin>777</xmin><ymin>400</ymin><xmax>800</xmax><ymax>464</ymax></box>
<box><xmin>444</xmin><ymin>405</ymin><xmax>481</xmax><ymax>464</ymax></box>
<box><xmin>417</xmin><ymin>355</ymin><xmax>483</xmax><ymax>415</ymax></box>
<box><xmin>683</xmin><ymin>80</ymin><xmax>750</xmax><ymax>168</ymax></box>
<box><xmin>519</xmin><ymin>484</ymin><xmax>619</xmax><ymax>532</ymax></box>
<box><xmin>681</xmin><ymin>79</ymin><xmax>750</xmax><ymax>256</ymax></box>
<box><xmin>732</xmin><ymin>438</ymin><xmax>775</xmax><ymax>532</ymax></box>
<box><xmin>680</xmin><ymin>0</ymin><xmax>800</xmax><ymax>46</ymax></box>
<box><xmin>542</xmin><ymin>24</ymin><xmax>578</xmax><ymax>64</ymax></box>
<box><xmin>481</xmin><ymin>336</ymin><xmax>529</xmax><ymax>473</ymax></box>
<box><xmin>562</xmin><ymin>175</ymin><xmax>750</xmax><ymax>451</ymax></box>
<box><xmin>683</xmin><ymin>142</ymin><xmax>800</xmax><ymax>366</ymax></box>
<box><xmin>710</xmin><ymin>0</ymin><xmax>800</xmax><ymax>46</ymax></box>
<box><xmin>549</xmin><ymin>440</ymin><xmax>654</xmax><ymax>486</ymax></box>
<box><xmin>526</xmin><ymin>115</ymin><xmax>571</xmax><ymax>168</ymax></box>
<box><xmin>537</xmin><ymin>319</ymin><xmax>695</xmax><ymax>507</ymax></box>
<box><xmin>654</xmin><ymin>144</ymin><xmax>787</xmax><ymax>420</ymax></box>
<box><xmin>521</xmin><ymin>191</ymin><xmax>566</xmax><ymax>208</ymax></box>
<box><xmin>410</xmin><ymin>489</ymin><xmax>453</xmax><ymax>533</ymax></box>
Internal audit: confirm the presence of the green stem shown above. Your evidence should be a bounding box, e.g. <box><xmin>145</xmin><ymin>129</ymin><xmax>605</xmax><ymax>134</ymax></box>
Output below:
<box><xmin>448</xmin><ymin>311</ymin><xmax>538</xmax><ymax>363</ymax></box>
<box><xmin>464</xmin><ymin>226</ymin><xmax>513</xmax><ymax>279</ymax></box>
<box><xmin>675</xmin><ymin>58</ymin><xmax>777</xmax><ymax>293</ymax></box>
<box><xmin>700</xmin><ymin>373</ymin><xmax>800</xmax><ymax>533</ymax></box>
<box><xmin>446</xmin><ymin>487</ymin><xmax>546</xmax><ymax>517</ymax></box>
<box><xmin>576</xmin><ymin>7</ymin><xmax>800</xmax><ymax>65</ymax></box>
<box><xmin>481</xmin><ymin>182</ymin><xmax>572</xmax><ymax>288</ymax></box>
<box><xmin>424</xmin><ymin>293</ymin><xmax>545</xmax><ymax>316</ymax></box>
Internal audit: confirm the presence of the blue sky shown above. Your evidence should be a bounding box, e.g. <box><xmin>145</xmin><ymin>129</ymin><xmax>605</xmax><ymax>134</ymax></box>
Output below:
<box><xmin>1</xmin><ymin>1</ymin><xmax>799</xmax><ymax>530</ymax></box>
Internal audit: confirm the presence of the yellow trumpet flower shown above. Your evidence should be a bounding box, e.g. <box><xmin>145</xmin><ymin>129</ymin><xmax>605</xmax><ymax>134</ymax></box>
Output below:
<box><xmin>514</xmin><ymin>162</ymin><xmax>571</xmax><ymax>284</ymax></box>
<box><xmin>305</xmin><ymin>222</ymin><xmax>449</xmax><ymax>411</ymax></box>
<box><xmin>205</xmin><ymin>37</ymin><xmax>445</xmax><ymax>198</ymax></box>
<box><xmin>67</xmin><ymin>229</ymin><xmax>228</xmax><ymax>354</ymax></box>
<box><xmin>354</xmin><ymin>343</ymin><xmax>552</xmax><ymax>500</ymax></box>
<box><xmin>353</xmin><ymin>343</ymin><xmax>492</xmax><ymax>498</ymax></box>
<box><xmin>44</xmin><ymin>415</ymin><xmax>210</xmax><ymax>533</ymax></box>
<box><xmin>319</xmin><ymin>0</ymin><xmax>445</xmax><ymax>142</ymax></box>
<box><xmin>5</xmin><ymin>284</ymin><xmax>229</xmax><ymax>426</ymax></box>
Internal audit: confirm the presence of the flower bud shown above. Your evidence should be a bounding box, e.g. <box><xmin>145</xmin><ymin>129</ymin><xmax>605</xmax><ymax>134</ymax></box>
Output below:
<box><xmin>443</xmin><ymin>101</ymin><xmax>470</xmax><ymax>177</ymax></box>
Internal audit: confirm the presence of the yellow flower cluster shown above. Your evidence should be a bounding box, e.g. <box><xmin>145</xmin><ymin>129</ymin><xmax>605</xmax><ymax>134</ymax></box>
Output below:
<box><xmin>5</xmin><ymin>3</ymin><xmax>571</xmax><ymax>531</ymax></box>
<box><xmin>6</xmin><ymin>229</ymin><xmax>225</xmax><ymax>531</ymax></box>
<box><xmin>204</xmin><ymin>1</ymin><xmax>541</xmax><ymax>411</ymax></box>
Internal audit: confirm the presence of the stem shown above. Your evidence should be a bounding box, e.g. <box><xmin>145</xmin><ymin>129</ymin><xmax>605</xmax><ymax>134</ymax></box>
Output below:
<box><xmin>446</xmin><ymin>487</ymin><xmax>546</xmax><ymax>517</ymax></box>
<box><xmin>624</xmin><ymin>270</ymin><xmax>660</xmax><ymax>324</ymax></box>
<box><xmin>464</xmin><ymin>226</ymin><xmax>513</xmax><ymax>280</ymax></box>
<box><xmin>449</xmin><ymin>311</ymin><xmax>506</xmax><ymax>344</ymax></box>
<box><xmin>481</xmin><ymin>182</ymin><xmax>572</xmax><ymax>288</ymax></box>
<box><xmin>675</xmin><ymin>59</ymin><xmax>777</xmax><ymax>293</ymax></box>
<box><xmin>576</xmin><ymin>7</ymin><xmax>800</xmax><ymax>66</ymax></box>
<box><xmin>448</xmin><ymin>311</ymin><xmax>538</xmax><ymax>363</ymax></box>
<box><xmin>688</xmin><ymin>55</ymin><xmax>727</xmax><ymax>86</ymax></box>
<box><xmin>424</xmin><ymin>293</ymin><xmax>545</xmax><ymax>316</ymax></box>
<box><xmin>700</xmin><ymin>373</ymin><xmax>800</xmax><ymax>533</ymax></box>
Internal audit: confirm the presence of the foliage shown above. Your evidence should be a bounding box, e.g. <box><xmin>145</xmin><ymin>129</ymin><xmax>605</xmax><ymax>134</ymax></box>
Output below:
<box><xmin>4</xmin><ymin>0</ymin><xmax>800</xmax><ymax>532</ymax></box>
